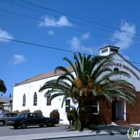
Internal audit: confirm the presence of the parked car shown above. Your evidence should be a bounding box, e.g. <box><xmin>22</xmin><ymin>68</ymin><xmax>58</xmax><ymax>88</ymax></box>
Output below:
<box><xmin>7</xmin><ymin>112</ymin><xmax>59</xmax><ymax>129</ymax></box>
<box><xmin>0</xmin><ymin>112</ymin><xmax>18</xmax><ymax>126</ymax></box>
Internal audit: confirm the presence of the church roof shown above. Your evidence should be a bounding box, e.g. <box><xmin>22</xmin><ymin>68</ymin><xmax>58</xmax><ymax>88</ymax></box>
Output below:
<box><xmin>14</xmin><ymin>66</ymin><xmax>74</xmax><ymax>87</ymax></box>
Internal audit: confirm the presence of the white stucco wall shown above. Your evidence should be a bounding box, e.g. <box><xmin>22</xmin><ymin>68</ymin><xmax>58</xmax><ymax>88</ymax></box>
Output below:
<box><xmin>13</xmin><ymin>73</ymin><xmax>77</xmax><ymax>125</ymax></box>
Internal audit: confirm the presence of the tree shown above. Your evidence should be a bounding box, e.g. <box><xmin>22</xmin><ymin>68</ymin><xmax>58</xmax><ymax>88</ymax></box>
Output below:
<box><xmin>0</xmin><ymin>79</ymin><xmax>6</xmax><ymax>93</ymax></box>
<box><xmin>39</xmin><ymin>53</ymin><xmax>136</xmax><ymax>130</ymax></box>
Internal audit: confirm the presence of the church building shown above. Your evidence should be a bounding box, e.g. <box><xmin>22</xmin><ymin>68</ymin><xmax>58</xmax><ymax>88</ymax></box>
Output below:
<box><xmin>12</xmin><ymin>45</ymin><xmax>140</xmax><ymax>125</ymax></box>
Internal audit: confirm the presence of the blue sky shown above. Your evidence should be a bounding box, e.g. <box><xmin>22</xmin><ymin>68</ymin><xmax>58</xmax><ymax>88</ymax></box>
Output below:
<box><xmin>0</xmin><ymin>0</ymin><xmax>140</xmax><ymax>96</ymax></box>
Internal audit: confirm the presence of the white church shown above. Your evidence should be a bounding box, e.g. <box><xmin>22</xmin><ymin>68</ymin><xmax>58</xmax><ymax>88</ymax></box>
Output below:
<box><xmin>12</xmin><ymin>45</ymin><xmax>140</xmax><ymax>125</ymax></box>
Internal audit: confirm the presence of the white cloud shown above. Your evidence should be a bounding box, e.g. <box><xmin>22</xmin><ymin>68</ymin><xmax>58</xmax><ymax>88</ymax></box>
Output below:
<box><xmin>81</xmin><ymin>32</ymin><xmax>90</xmax><ymax>40</ymax></box>
<box><xmin>8</xmin><ymin>55</ymin><xmax>26</xmax><ymax>65</ymax></box>
<box><xmin>0</xmin><ymin>29</ymin><xmax>13</xmax><ymax>42</ymax></box>
<box><xmin>48</xmin><ymin>30</ymin><xmax>54</xmax><ymax>35</ymax></box>
<box><xmin>111</xmin><ymin>22</ymin><xmax>136</xmax><ymax>50</ymax></box>
<box><xmin>39</xmin><ymin>15</ymin><xmax>73</xmax><ymax>27</ymax></box>
<box><xmin>67</xmin><ymin>32</ymin><xmax>94</xmax><ymax>54</ymax></box>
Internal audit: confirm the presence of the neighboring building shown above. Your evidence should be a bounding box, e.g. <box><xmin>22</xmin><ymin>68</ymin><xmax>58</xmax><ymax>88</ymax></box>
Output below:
<box><xmin>12</xmin><ymin>45</ymin><xmax>140</xmax><ymax>125</ymax></box>
<box><xmin>0</xmin><ymin>97</ymin><xmax>13</xmax><ymax>114</ymax></box>
<box><xmin>0</xmin><ymin>98</ymin><xmax>4</xmax><ymax>114</ymax></box>
<box><xmin>3</xmin><ymin>97</ymin><xmax>13</xmax><ymax>112</ymax></box>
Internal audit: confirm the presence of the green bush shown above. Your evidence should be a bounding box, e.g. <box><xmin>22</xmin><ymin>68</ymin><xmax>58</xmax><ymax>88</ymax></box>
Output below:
<box><xmin>19</xmin><ymin>109</ymin><xmax>30</xmax><ymax>114</ymax></box>
<box><xmin>33</xmin><ymin>110</ymin><xmax>42</xmax><ymax>115</ymax></box>
<box><xmin>50</xmin><ymin>110</ymin><xmax>60</xmax><ymax>122</ymax></box>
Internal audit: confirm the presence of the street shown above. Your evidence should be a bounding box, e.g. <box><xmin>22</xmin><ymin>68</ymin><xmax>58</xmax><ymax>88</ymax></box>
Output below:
<box><xmin>0</xmin><ymin>125</ymin><xmax>68</xmax><ymax>137</ymax></box>
<box><xmin>0</xmin><ymin>125</ymin><xmax>139</xmax><ymax>140</ymax></box>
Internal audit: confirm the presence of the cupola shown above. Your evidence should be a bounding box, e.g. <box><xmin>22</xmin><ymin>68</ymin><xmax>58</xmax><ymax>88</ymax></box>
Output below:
<box><xmin>100</xmin><ymin>45</ymin><xmax>120</xmax><ymax>56</ymax></box>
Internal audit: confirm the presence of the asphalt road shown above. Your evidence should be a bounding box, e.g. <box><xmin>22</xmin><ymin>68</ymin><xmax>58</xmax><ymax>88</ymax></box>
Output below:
<box><xmin>0</xmin><ymin>125</ymin><xmax>68</xmax><ymax>137</ymax></box>
<box><xmin>0</xmin><ymin>125</ymin><xmax>139</xmax><ymax>140</ymax></box>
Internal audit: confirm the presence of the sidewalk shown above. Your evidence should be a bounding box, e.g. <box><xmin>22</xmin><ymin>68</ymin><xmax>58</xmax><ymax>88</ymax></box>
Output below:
<box><xmin>0</xmin><ymin>129</ymin><xmax>119</xmax><ymax>140</ymax></box>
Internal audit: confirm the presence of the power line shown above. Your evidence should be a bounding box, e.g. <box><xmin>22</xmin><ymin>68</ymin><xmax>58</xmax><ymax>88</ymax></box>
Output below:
<box><xmin>19</xmin><ymin>0</ymin><xmax>140</xmax><ymax>37</ymax></box>
<box><xmin>1</xmin><ymin>0</ymin><xmax>119</xmax><ymax>35</ymax></box>
<box><xmin>0</xmin><ymin>8</ymin><xmax>140</xmax><ymax>47</ymax></box>
<box><xmin>0</xmin><ymin>36</ymin><xmax>140</xmax><ymax>65</ymax></box>
<box><xmin>2</xmin><ymin>0</ymin><xmax>139</xmax><ymax>38</ymax></box>
<box><xmin>1</xmin><ymin>0</ymin><xmax>140</xmax><ymax>66</ymax></box>
<box><xmin>2</xmin><ymin>0</ymin><xmax>119</xmax><ymax>26</ymax></box>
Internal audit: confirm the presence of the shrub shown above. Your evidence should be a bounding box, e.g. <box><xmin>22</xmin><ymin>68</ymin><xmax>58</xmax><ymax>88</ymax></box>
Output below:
<box><xmin>19</xmin><ymin>109</ymin><xmax>30</xmax><ymax>114</ymax></box>
<box><xmin>12</xmin><ymin>110</ymin><xmax>19</xmax><ymax>114</ymax></box>
<box><xmin>33</xmin><ymin>110</ymin><xmax>42</xmax><ymax>115</ymax></box>
<box><xmin>50</xmin><ymin>110</ymin><xmax>60</xmax><ymax>122</ymax></box>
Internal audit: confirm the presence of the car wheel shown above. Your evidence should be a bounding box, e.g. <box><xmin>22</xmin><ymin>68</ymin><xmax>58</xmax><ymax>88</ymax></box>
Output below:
<box><xmin>0</xmin><ymin>121</ymin><xmax>5</xmax><ymax>126</ymax></box>
<box><xmin>20</xmin><ymin>122</ymin><xmax>27</xmax><ymax>129</ymax></box>
<box><xmin>47</xmin><ymin>121</ymin><xmax>54</xmax><ymax>127</ymax></box>
<box><xmin>39</xmin><ymin>125</ymin><xmax>44</xmax><ymax>127</ymax></box>
<box><xmin>14</xmin><ymin>125</ymin><xmax>19</xmax><ymax>129</ymax></box>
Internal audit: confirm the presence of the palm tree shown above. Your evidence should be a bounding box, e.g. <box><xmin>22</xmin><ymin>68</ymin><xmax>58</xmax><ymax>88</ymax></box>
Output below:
<box><xmin>0</xmin><ymin>79</ymin><xmax>6</xmax><ymax>93</ymax></box>
<box><xmin>39</xmin><ymin>53</ymin><xmax>136</xmax><ymax>130</ymax></box>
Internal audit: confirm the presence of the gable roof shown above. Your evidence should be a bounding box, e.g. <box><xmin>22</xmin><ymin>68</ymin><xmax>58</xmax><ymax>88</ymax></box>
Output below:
<box><xmin>14</xmin><ymin>66</ymin><xmax>74</xmax><ymax>87</ymax></box>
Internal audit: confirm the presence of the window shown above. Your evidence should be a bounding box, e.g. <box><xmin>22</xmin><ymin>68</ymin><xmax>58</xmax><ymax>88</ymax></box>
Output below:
<box><xmin>17</xmin><ymin>113</ymin><xmax>26</xmax><ymax>118</ymax></box>
<box><xmin>101</xmin><ymin>48</ymin><xmax>108</xmax><ymax>53</ymax></box>
<box><xmin>33</xmin><ymin>92</ymin><xmax>37</xmax><ymax>106</ymax></box>
<box><xmin>92</xmin><ymin>100</ymin><xmax>99</xmax><ymax>115</ymax></box>
<box><xmin>11</xmin><ymin>113</ymin><xmax>17</xmax><ymax>117</ymax></box>
<box><xmin>65</xmin><ymin>99</ymin><xmax>70</xmax><ymax>113</ymax></box>
<box><xmin>46</xmin><ymin>95</ymin><xmax>51</xmax><ymax>106</ymax></box>
<box><xmin>27</xmin><ymin>113</ymin><xmax>34</xmax><ymax>118</ymax></box>
<box><xmin>35</xmin><ymin>113</ymin><xmax>43</xmax><ymax>118</ymax></box>
<box><xmin>110</xmin><ymin>48</ymin><xmax>118</xmax><ymax>53</ymax></box>
<box><xmin>23</xmin><ymin>94</ymin><xmax>26</xmax><ymax>106</ymax></box>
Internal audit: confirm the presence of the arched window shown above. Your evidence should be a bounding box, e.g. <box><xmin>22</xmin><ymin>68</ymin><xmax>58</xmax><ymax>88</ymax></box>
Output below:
<box><xmin>33</xmin><ymin>92</ymin><xmax>37</xmax><ymax>106</ymax></box>
<box><xmin>23</xmin><ymin>94</ymin><xmax>26</xmax><ymax>106</ymax></box>
<box><xmin>114</xmin><ymin>67</ymin><xmax>119</xmax><ymax>71</ymax></box>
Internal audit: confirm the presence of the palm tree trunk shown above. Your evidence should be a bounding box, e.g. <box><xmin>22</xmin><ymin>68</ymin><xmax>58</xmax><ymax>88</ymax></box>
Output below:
<box><xmin>79</xmin><ymin>104</ymin><xmax>93</xmax><ymax>130</ymax></box>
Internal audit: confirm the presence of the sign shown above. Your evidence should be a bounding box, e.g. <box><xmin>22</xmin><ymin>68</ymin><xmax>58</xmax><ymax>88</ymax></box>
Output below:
<box><xmin>102</xmin><ymin>62</ymin><xmax>140</xmax><ymax>80</ymax></box>
<box><xmin>127</xmin><ymin>127</ymin><xmax>140</xmax><ymax>139</ymax></box>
